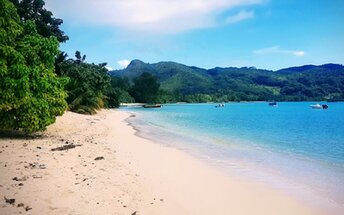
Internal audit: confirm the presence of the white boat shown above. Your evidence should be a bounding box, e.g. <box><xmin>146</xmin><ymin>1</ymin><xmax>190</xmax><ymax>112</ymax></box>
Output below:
<box><xmin>215</xmin><ymin>103</ymin><xmax>225</xmax><ymax>108</ymax></box>
<box><xmin>310</xmin><ymin>104</ymin><xmax>323</xmax><ymax>109</ymax></box>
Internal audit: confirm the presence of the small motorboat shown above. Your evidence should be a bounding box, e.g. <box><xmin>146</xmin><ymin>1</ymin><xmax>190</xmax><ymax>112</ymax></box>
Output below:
<box><xmin>143</xmin><ymin>104</ymin><xmax>162</xmax><ymax>108</ymax></box>
<box><xmin>215</xmin><ymin>103</ymin><xmax>225</xmax><ymax>108</ymax></box>
<box><xmin>310</xmin><ymin>104</ymin><xmax>322</xmax><ymax>109</ymax></box>
<box><xmin>268</xmin><ymin>102</ymin><xmax>278</xmax><ymax>107</ymax></box>
<box><xmin>310</xmin><ymin>104</ymin><xmax>328</xmax><ymax>109</ymax></box>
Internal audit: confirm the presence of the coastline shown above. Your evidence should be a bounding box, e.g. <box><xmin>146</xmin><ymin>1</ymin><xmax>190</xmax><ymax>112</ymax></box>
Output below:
<box><xmin>0</xmin><ymin>109</ymin><xmax>322</xmax><ymax>214</ymax></box>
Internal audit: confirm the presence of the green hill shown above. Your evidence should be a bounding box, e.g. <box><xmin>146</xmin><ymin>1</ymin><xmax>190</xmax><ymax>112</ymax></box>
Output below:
<box><xmin>109</xmin><ymin>60</ymin><xmax>344</xmax><ymax>102</ymax></box>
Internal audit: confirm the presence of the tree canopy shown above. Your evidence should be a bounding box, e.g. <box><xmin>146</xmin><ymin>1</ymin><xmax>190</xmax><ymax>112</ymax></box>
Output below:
<box><xmin>0</xmin><ymin>0</ymin><xmax>68</xmax><ymax>132</ymax></box>
<box><xmin>58</xmin><ymin>52</ymin><xmax>118</xmax><ymax>114</ymax></box>
<box><xmin>130</xmin><ymin>72</ymin><xmax>160</xmax><ymax>103</ymax></box>
<box><xmin>9</xmin><ymin>0</ymin><xmax>69</xmax><ymax>42</ymax></box>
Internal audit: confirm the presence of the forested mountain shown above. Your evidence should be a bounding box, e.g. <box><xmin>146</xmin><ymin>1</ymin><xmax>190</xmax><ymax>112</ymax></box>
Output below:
<box><xmin>109</xmin><ymin>60</ymin><xmax>344</xmax><ymax>102</ymax></box>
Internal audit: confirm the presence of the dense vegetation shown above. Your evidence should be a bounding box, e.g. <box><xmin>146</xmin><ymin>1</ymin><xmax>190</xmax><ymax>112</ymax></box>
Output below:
<box><xmin>110</xmin><ymin>60</ymin><xmax>344</xmax><ymax>102</ymax></box>
<box><xmin>9</xmin><ymin>0</ymin><xmax>69</xmax><ymax>42</ymax></box>
<box><xmin>130</xmin><ymin>72</ymin><xmax>160</xmax><ymax>103</ymax></box>
<box><xmin>57</xmin><ymin>52</ymin><xmax>113</xmax><ymax>114</ymax></box>
<box><xmin>0</xmin><ymin>0</ymin><xmax>68</xmax><ymax>132</ymax></box>
<box><xmin>0</xmin><ymin>0</ymin><xmax>124</xmax><ymax>132</ymax></box>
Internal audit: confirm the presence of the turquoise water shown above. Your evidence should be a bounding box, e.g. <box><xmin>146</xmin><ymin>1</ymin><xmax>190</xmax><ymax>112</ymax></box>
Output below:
<box><xmin>122</xmin><ymin>102</ymin><xmax>344</xmax><ymax>212</ymax></box>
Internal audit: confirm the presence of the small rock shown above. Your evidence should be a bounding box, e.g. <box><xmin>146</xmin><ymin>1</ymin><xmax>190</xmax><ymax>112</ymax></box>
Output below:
<box><xmin>36</xmin><ymin>147</ymin><xmax>42</xmax><ymax>149</ymax></box>
<box><xmin>13</xmin><ymin>176</ymin><xmax>28</xmax><ymax>182</ymax></box>
<box><xmin>25</xmin><ymin>206</ymin><xmax>32</xmax><ymax>211</ymax></box>
<box><xmin>32</xmin><ymin>175</ymin><xmax>42</xmax><ymax>179</ymax></box>
<box><xmin>132</xmin><ymin>212</ymin><xmax>137</xmax><ymax>215</ymax></box>
<box><xmin>94</xmin><ymin>156</ymin><xmax>104</xmax><ymax>161</ymax></box>
<box><xmin>17</xmin><ymin>203</ymin><xmax>24</xmax><ymax>207</ymax></box>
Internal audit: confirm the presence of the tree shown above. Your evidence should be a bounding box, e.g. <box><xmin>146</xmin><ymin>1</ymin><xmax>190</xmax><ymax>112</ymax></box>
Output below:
<box><xmin>9</xmin><ymin>0</ymin><xmax>68</xmax><ymax>42</ymax></box>
<box><xmin>0</xmin><ymin>0</ymin><xmax>68</xmax><ymax>133</ymax></box>
<box><xmin>109</xmin><ymin>77</ymin><xmax>134</xmax><ymax>104</ymax></box>
<box><xmin>54</xmin><ymin>51</ymin><xmax>68</xmax><ymax>76</ymax></box>
<box><xmin>130</xmin><ymin>72</ymin><xmax>160</xmax><ymax>103</ymax></box>
<box><xmin>60</xmin><ymin>52</ymin><xmax>112</xmax><ymax>114</ymax></box>
<box><xmin>74</xmin><ymin>51</ymin><xmax>86</xmax><ymax>64</ymax></box>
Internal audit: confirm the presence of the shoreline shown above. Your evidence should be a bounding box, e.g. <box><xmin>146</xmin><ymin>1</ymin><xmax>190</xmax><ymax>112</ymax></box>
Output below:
<box><xmin>0</xmin><ymin>109</ymin><xmax>325</xmax><ymax>214</ymax></box>
<box><xmin>113</xmin><ymin>110</ymin><xmax>324</xmax><ymax>215</ymax></box>
<box><xmin>125</xmin><ymin>108</ymin><xmax>344</xmax><ymax>212</ymax></box>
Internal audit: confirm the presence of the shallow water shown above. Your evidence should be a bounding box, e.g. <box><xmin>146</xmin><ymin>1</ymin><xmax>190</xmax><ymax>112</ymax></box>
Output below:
<box><xmin>122</xmin><ymin>102</ymin><xmax>344</xmax><ymax>213</ymax></box>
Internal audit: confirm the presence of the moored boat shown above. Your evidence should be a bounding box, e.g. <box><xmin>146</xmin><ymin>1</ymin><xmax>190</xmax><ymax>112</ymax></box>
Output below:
<box><xmin>310</xmin><ymin>104</ymin><xmax>322</xmax><ymax>109</ymax></box>
<box><xmin>215</xmin><ymin>103</ymin><xmax>225</xmax><ymax>108</ymax></box>
<box><xmin>310</xmin><ymin>104</ymin><xmax>328</xmax><ymax>109</ymax></box>
<box><xmin>268</xmin><ymin>102</ymin><xmax>278</xmax><ymax>107</ymax></box>
<box><xmin>143</xmin><ymin>104</ymin><xmax>162</xmax><ymax>108</ymax></box>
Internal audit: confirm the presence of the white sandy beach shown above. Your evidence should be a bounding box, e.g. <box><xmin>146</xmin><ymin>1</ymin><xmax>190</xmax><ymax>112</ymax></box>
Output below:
<box><xmin>0</xmin><ymin>109</ymin><xmax>323</xmax><ymax>215</ymax></box>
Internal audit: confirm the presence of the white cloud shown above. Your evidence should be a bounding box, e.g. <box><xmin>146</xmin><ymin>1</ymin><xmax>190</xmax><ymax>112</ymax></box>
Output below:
<box><xmin>45</xmin><ymin>0</ymin><xmax>263</xmax><ymax>33</ymax></box>
<box><xmin>253</xmin><ymin>46</ymin><xmax>305</xmax><ymax>56</ymax></box>
<box><xmin>105</xmin><ymin>66</ymin><xmax>113</xmax><ymax>71</ymax></box>
<box><xmin>117</xmin><ymin>59</ymin><xmax>131</xmax><ymax>68</ymax></box>
<box><xmin>226</xmin><ymin>10</ymin><xmax>254</xmax><ymax>24</ymax></box>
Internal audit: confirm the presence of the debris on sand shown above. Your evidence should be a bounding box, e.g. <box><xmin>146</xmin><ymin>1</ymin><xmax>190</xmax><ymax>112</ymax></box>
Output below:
<box><xmin>51</xmin><ymin>144</ymin><xmax>81</xmax><ymax>151</ymax></box>
<box><xmin>25</xmin><ymin>206</ymin><xmax>32</xmax><ymax>211</ymax></box>
<box><xmin>4</xmin><ymin>196</ymin><xmax>15</xmax><ymax>205</ymax></box>
<box><xmin>94</xmin><ymin>156</ymin><xmax>104</xmax><ymax>161</ymax></box>
<box><xmin>32</xmin><ymin>175</ymin><xmax>42</xmax><ymax>179</ymax></box>
<box><xmin>24</xmin><ymin>162</ymin><xmax>46</xmax><ymax>169</ymax></box>
<box><xmin>12</xmin><ymin>176</ymin><xmax>28</xmax><ymax>181</ymax></box>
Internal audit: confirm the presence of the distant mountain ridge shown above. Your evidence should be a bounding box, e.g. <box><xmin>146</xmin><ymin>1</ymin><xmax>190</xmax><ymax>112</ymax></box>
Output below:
<box><xmin>277</xmin><ymin>63</ymin><xmax>344</xmax><ymax>74</ymax></box>
<box><xmin>109</xmin><ymin>60</ymin><xmax>344</xmax><ymax>101</ymax></box>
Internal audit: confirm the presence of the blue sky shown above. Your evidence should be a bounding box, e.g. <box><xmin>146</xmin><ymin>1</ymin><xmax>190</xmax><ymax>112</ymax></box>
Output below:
<box><xmin>45</xmin><ymin>0</ymin><xmax>344</xmax><ymax>71</ymax></box>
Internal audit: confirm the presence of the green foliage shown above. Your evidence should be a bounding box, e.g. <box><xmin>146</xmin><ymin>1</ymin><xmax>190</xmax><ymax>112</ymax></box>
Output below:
<box><xmin>0</xmin><ymin>0</ymin><xmax>68</xmax><ymax>132</ymax></box>
<box><xmin>156</xmin><ymin>90</ymin><xmax>180</xmax><ymax>104</ymax></box>
<box><xmin>109</xmin><ymin>77</ymin><xmax>134</xmax><ymax>104</ymax></box>
<box><xmin>9</xmin><ymin>0</ymin><xmax>69</xmax><ymax>42</ymax></box>
<box><xmin>130</xmin><ymin>72</ymin><xmax>160</xmax><ymax>103</ymax></box>
<box><xmin>183</xmin><ymin>94</ymin><xmax>213</xmax><ymax>103</ymax></box>
<box><xmin>60</xmin><ymin>53</ymin><xmax>113</xmax><ymax>114</ymax></box>
<box><xmin>112</xmin><ymin>60</ymin><xmax>344</xmax><ymax>102</ymax></box>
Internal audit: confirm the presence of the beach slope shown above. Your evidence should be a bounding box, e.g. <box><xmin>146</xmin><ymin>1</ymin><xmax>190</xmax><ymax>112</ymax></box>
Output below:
<box><xmin>0</xmin><ymin>110</ymin><xmax>320</xmax><ymax>215</ymax></box>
